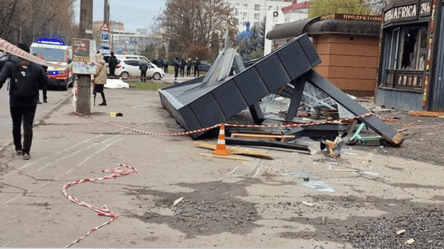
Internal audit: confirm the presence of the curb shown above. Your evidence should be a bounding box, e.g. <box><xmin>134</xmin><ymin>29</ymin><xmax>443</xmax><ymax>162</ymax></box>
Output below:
<box><xmin>0</xmin><ymin>91</ymin><xmax>73</xmax><ymax>154</ymax></box>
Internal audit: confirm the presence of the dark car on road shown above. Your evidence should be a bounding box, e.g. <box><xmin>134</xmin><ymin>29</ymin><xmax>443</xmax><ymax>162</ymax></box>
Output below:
<box><xmin>199</xmin><ymin>61</ymin><xmax>212</xmax><ymax>72</ymax></box>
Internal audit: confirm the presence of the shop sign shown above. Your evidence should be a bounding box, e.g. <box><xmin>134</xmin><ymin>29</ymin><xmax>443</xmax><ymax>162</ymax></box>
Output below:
<box><xmin>419</xmin><ymin>0</ymin><xmax>432</xmax><ymax>17</ymax></box>
<box><xmin>384</xmin><ymin>3</ymin><xmax>418</xmax><ymax>23</ymax></box>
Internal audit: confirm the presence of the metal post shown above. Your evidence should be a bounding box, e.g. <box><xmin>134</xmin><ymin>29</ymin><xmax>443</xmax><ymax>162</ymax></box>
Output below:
<box><xmin>76</xmin><ymin>0</ymin><xmax>93</xmax><ymax>115</ymax></box>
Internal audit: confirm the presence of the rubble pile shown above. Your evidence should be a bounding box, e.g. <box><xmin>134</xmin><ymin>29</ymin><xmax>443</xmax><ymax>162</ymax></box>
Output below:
<box><xmin>344</xmin><ymin>207</ymin><xmax>444</xmax><ymax>248</ymax></box>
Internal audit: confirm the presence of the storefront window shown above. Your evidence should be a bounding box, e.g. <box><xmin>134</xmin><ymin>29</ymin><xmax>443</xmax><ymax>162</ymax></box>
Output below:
<box><xmin>383</xmin><ymin>25</ymin><xmax>428</xmax><ymax>90</ymax></box>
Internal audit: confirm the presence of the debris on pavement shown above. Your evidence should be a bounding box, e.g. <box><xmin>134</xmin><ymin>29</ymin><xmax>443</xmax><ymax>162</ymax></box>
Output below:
<box><xmin>194</xmin><ymin>141</ymin><xmax>273</xmax><ymax>160</ymax></box>
<box><xmin>302</xmin><ymin>201</ymin><xmax>314</xmax><ymax>207</ymax></box>
<box><xmin>408</xmin><ymin>111</ymin><xmax>444</xmax><ymax>117</ymax></box>
<box><xmin>226</xmin><ymin>137</ymin><xmax>310</xmax><ymax>152</ymax></box>
<box><xmin>405</xmin><ymin>238</ymin><xmax>415</xmax><ymax>245</ymax></box>
<box><xmin>199</xmin><ymin>153</ymin><xmax>247</xmax><ymax>161</ymax></box>
<box><xmin>396</xmin><ymin>229</ymin><xmax>406</xmax><ymax>235</ymax></box>
<box><xmin>173</xmin><ymin>197</ymin><xmax>184</xmax><ymax>207</ymax></box>
<box><xmin>321</xmin><ymin>136</ymin><xmax>345</xmax><ymax>158</ymax></box>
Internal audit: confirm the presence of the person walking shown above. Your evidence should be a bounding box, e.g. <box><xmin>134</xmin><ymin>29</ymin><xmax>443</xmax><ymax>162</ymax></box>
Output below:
<box><xmin>33</xmin><ymin>53</ymin><xmax>47</xmax><ymax>104</ymax></box>
<box><xmin>139</xmin><ymin>62</ymin><xmax>148</xmax><ymax>82</ymax></box>
<box><xmin>163</xmin><ymin>60</ymin><xmax>169</xmax><ymax>73</ymax></box>
<box><xmin>186</xmin><ymin>58</ymin><xmax>193</xmax><ymax>77</ymax></box>
<box><xmin>180</xmin><ymin>58</ymin><xmax>186</xmax><ymax>77</ymax></box>
<box><xmin>92</xmin><ymin>52</ymin><xmax>108</xmax><ymax>106</ymax></box>
<box><xmin>0</xmin><ymin>43</ymin><xmax>49</xmax><ymax>160</ymax></box>
<box><xmin>173</xmin><ymin>57</ymin><xmax>180</xmax><ymax>80</ymax></box>
<box><xmin>108</xmin><ymin>52</ymin><xmax>118</xmax><ymax>77</ymax></box>
<box><xmin>194</xmin><ymin>57</ymin><xmax>200</xmax><ymax>77</ymax></box>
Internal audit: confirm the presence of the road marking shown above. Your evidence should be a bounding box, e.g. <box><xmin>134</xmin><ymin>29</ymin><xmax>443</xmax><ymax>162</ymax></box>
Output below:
<box><xmin>230</xmin><ymin>167</ymin><xmax>239</xmax><ymax>175</ymax></box>
<box><xmin>252</xmin><ymin>160</ymin><xmax>262</xmax><ymax>178</ymax></box>
<box><xmin>3</xmin><ymin>196</ymin><xmax>20</xmax><ymax>205</ymax></box>
<box><xmin>36</xmin><ymin>135</ymin><xmax>119</xmax><ymax>172</ymax></box>
<box><xmin>75</xmin><ymin>137</ymin><xmax>123</xmax><ymax>167</ymax></box>
<box><xmin>2</xmin><ymin>242</ymin><xmax>11</xmax><ymax>248</ymax></box>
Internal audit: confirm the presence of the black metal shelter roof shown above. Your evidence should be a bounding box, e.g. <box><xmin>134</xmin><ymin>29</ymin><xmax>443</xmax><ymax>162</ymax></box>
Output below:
<box><xmin>267</xmin><ymin>17</ymin><xmax>381</xmax><ymax>40</ymax></box>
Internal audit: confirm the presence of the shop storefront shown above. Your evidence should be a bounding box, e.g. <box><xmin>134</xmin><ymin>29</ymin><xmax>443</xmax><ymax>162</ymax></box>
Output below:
<box><xmin>376</xmin><ymin>0</ymin><xmax>444</xmax><ymax>110</ymax></box>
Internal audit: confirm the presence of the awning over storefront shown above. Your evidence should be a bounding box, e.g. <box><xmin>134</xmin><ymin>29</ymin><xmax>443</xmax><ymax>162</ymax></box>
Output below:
<box><xmin>267</xmin><ymin>16</ymin><xmax>381</xmax><ymax>40</ymax></box>
<box><xmin>266</xmin><ymin>17</ymin><xmax>320</xmax><ymax>40</ymax></box>
<box><xmin>308</xmin><ymin>19</ymin><xmax>381</xmax><ymax>36</ymax></box>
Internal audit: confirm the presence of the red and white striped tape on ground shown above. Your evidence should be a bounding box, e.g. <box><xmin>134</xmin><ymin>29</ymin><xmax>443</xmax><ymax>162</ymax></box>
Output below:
<box><xmin>62</xmin><ymin>164</ymin><xmax>138</xmax><ymax>248</ymax></box>
<box><xmin>376</xmin><ymin>115</ymin><xmax>444</xmax><ymax>129</ymax></box>
<box><xmin>75</xmin><ymin>111</ymin><xmax>374</xmax><ymax>136</ymax></box>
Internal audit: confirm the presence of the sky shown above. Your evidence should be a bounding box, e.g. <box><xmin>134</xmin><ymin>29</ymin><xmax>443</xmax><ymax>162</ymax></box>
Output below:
<box><xmin>74</xmin><ymin>0</ymin><xmax>166</xmax><ymax>32</ymax></box>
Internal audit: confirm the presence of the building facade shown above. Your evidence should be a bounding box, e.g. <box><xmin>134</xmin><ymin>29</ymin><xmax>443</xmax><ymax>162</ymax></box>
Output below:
<box><xmin>375</xmin><ymin>0</ymin><xmax>444</xmax><ymax>111</ymax></box>
<box><xmin>112</xmin><ymin>31</ymin><xmax>163</xmax><ymax>55</ymax></box>
<box><xmin>227</xmin><ymin>0</ymin><xmax>293</xmax><ymax>32</ymax></box>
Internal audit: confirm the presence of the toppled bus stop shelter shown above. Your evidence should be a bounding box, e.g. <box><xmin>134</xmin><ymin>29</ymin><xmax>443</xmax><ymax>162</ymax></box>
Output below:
<box><xmin>158</xmin><ymin>34</ymin><xmax>404</xmax><ymax>146</ymax></box>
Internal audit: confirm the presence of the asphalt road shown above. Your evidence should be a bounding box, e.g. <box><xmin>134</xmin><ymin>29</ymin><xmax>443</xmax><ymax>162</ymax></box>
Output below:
<box><xmin>0</xmin><ymin>89</ymin><xmax>444</xmax><ymax>248</ymax></box>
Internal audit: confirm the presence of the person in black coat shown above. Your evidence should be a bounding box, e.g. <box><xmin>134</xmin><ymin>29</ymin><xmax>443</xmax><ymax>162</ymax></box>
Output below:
<box><xmin>0</xmin><ymin>43</ymin><xmax>49</xmax><ymax>160</ymax></box>
<box><xmin>179</xmin><ymin>58</ymin><xmax>186</xmax><ymax>77</ymax></box>
<box><xmin>163</xmin><ymin>60</ymin><xmax>169</xmax><ymax>73</ymax></box>
<box><xmin>139</xmin><ymin>62</ymin><xmax>148</xmax><ymax>82</ymax></box>
<box><xmin>108</xmin><ymin>52</ymin><xmax>118</xmax><ymax>76</ymax></box>
<box><xmin>173</xmin><ymin>57</ymin><xmax>180</xmax><ymax>79</ymax></box>
<box><xmin>193</xmin><ymin>57</ymin><xmax>200</xmax><ymax>77</ymax></box>
<box><xmin>186</xmin><ymin>58</ymin><xmax>193</xmax><ymax>76</ymax></box>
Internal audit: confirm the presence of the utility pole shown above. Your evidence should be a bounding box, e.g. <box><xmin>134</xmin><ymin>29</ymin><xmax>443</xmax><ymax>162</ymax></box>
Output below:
<box><xmin>76</xmin><ymin>0</ymin><xmax>93</xmax><ymax>115</ymax></box>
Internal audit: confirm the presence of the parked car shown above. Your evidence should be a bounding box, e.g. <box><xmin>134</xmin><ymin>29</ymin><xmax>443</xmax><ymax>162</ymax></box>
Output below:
<box><xmin>115</xmin><ymin>59</ymin><xmax>165</xmax><ymax>80</ymax></box>
<box><xmin>199</xmin><ymin>61</ymin><xmax>212</xmax><ymax>72</ymax></box>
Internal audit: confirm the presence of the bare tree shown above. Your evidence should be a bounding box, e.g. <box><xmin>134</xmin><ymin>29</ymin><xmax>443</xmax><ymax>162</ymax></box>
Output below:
<box><xmin>157</xmin><ymin>0</ymin><xmax>238</xmax><ymax>59</ymax></box>
<box><xmin>0</xmin><ymin>0</ymin><xmax>77</xmax><ymax>46</ymax></box>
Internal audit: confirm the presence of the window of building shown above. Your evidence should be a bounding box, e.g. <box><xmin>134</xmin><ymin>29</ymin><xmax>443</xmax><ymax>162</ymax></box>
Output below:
<box><xmin>255</xmin><ymin>4</ymin><xmax>260</xmax><ymax>10</ymax></box>
<box><xmin>254</xmin><ymin>13</ymin><xmax>260</xmax><ymax>19</ymax></box>
<box><xmin>382</xmin><ymin>25</ymin><xmax>428</xmax><ymax>90</ymax></box>
<box><xmin>235</xmin><ymin>8</ymin><xmax>238</xmax><ymax>16</ymax></box>
<box><xmin>243</xmin><ymin>3</ymin><xmax>248</xmax><ymax>7</ymax></box>
<box><xmin>243</xmin><ymin>12</ymin><xmax>247</xmax><ymax>17</ymax></box>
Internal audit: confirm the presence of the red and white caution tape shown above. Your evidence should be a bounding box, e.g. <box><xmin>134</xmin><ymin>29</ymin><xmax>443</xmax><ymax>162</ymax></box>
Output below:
<box><xmin>376</xmin><ymin>115</ymin><xmax>444</xmax><ymax>129</ymax></box>
<box><xmin>75</xmin><ymin>111</ymin><xmax>373</xmax><ymax>136</ymax></box>
<box><xmin>62</xmin><ymin>164</ymin><xmax>138</xmax><ymax>248</ymax></box>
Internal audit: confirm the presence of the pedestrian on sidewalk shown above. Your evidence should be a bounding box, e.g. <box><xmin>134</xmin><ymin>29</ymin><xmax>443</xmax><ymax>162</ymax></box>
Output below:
<box><xmin>180</xmin><ymin>58</ymin><xmax>186</xmax><ymax>77</ymax></box>
<box><xmin>108</xmin><ymin>52</ymin><xmax>118</xmax><ymax>77</ymax></box>
<box><xmin>139</xmin><ymin>62</ymin><xmax>148</xmax><ymax>82</ymax></box>
<box><xmin>186</xmin><ymin>58</ymin><xmax>192</xmax><ymax>76</ymax></box>
<box><xmin>163</xmin><ymin>60</ymin><xmax>169</xmax><ymax>73</ymax></box>
<box><xmin>33</xmin><ymin>53</ymin><xmax>47</xmax><ymax>104</ymax></box>
<box><xmin>174</xmin><ymin>57</ymin><xmax>180</xmax><ymax>80</ymax></box>
<box><xmin>0</xmin><ymin>43</ymin><xmax>49</xmax><ymax>160</ymax></box>
<box><xmin>194</xmin><ymin>57</ymin><xmax>200</xmax><ymax>77</ymax></box>
<box><xmin>92</xmin><ymin>52</ymin><xmax>108</xmax><ymax>106</ymax></box>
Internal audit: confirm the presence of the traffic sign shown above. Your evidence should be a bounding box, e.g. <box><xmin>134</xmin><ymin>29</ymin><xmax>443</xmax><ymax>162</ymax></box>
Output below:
<box><xmin>101</xmin><ymin>33</ymin><xmax>109</xmax><ymax>41</ymax></box>
<box><xmin>100</xmin><ymin>23</ymin><xmax>110</xmax><ymax>32</ymax></box>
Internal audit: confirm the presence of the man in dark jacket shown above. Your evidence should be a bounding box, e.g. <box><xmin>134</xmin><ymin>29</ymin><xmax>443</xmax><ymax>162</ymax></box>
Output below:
<box><xmin>186</xmin><ymin>58</ymin><xmax>193</xmax><ymax>76</ymax></box>
<box><xmin>163</xmin><ymin>60</ymin><xmax>169</xmax><ymax>73</ymax></box>
<box><xmin>173</xmin><ymin>57</ymin><xmax>180</xmax><ymax>80</ymax></box>
<box><xmin>0</xmin><ymin>43</ymin><xmax>49</xmax><ymax>160</ymax></box>
<box><xmin>139</xmin><ymin>62</ymin><xmax>148</xmax><ymax>82</ymax></box>
<box><xmin>179</xmin><ymin>58</ymin><xmax>186</xmax><ymax>77</ymax></box>
<box><xmin>108</xmin><ymin>52</ymin><xmax>118</xmax><ymax>76</ymax></box>
<box><xmin>194</xmin><ymin>57</ymin><xmax>200</xmax><ymax>77</ymax></box>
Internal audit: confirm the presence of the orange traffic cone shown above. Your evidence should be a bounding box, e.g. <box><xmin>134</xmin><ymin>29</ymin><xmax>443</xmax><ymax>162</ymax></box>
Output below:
<box><xmin>212</xmin><ymin>124</ymin><xmax>230</xmax><ymax>156</ymax></box>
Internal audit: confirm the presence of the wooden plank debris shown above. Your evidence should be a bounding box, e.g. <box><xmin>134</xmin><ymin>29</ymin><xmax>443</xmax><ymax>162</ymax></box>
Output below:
<box><xmin>199</xmin><ymin>153</ymin><xmax>248</xmax><ymax>161</ymax></box>
<box><xmin>194</xmin><ymin>142</ymin><xmax>273</xmax><ymax>160</ymax></box>
<box><xmin>409</xmin><ymin>111</ymin><xmax>444</xmax><ymax>117</ymax></box>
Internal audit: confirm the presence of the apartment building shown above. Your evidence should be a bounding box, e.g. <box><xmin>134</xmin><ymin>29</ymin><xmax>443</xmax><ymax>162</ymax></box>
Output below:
<box><xmin>227</xmin><ymin>0</ymin><xmax>293</xmax><ymax>31</ymax></box>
